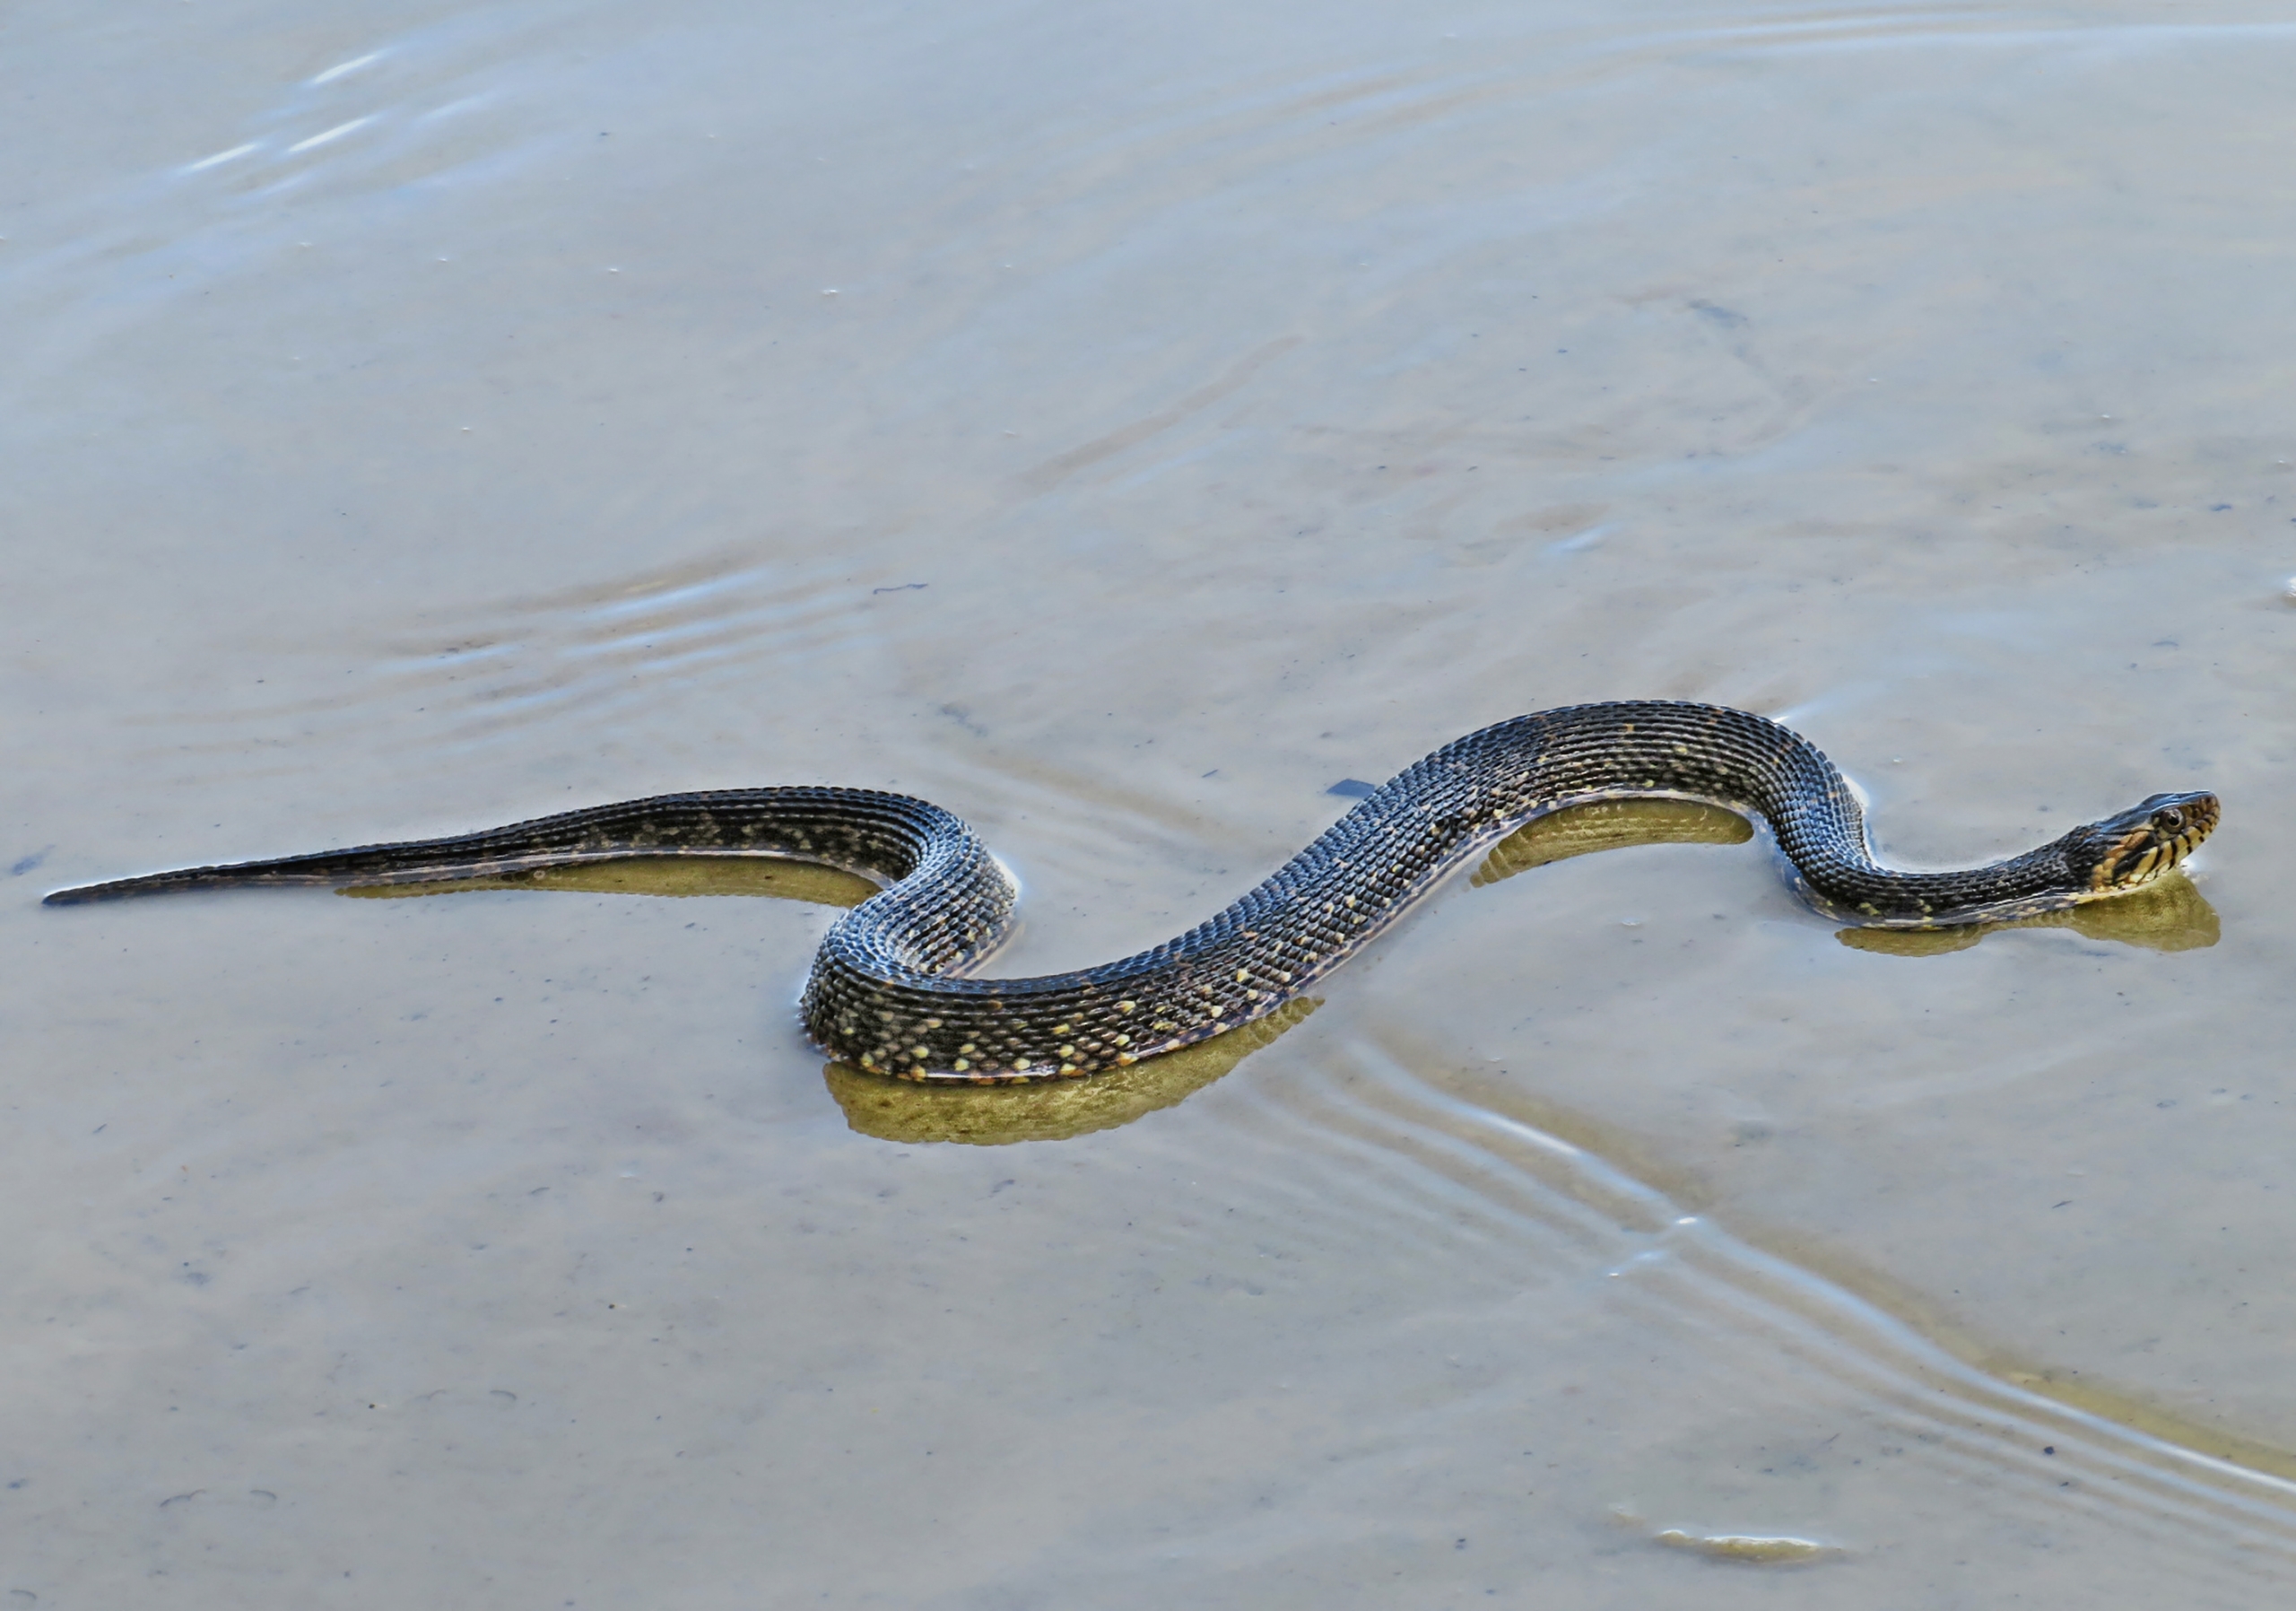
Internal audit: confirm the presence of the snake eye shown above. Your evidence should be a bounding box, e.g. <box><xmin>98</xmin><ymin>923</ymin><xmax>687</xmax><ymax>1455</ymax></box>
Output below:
<box><xmin>2152</xmin><ymin>806</ymin><xmax>2186</xmax><ymax>832</ymax></box>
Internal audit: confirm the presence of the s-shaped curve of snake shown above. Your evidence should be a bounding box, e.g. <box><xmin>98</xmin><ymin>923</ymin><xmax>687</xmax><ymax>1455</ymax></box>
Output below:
<box><xmin>45</xmin><ymin>701</ymin><xmax>2216</xmax><ymax>1083</ymax></box>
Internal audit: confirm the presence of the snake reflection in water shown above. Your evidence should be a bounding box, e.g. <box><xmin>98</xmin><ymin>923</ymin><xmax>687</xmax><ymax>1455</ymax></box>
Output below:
<box><xmin>45</xmin><ymin>701</ymin><xmax>2218</xmax><ymax>1084</ymax></box>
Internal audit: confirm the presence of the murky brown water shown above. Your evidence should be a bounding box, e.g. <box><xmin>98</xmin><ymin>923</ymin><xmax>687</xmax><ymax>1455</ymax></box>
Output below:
<box><xmin>11</xmin><ymin>0</ymin><xmax>2296</xmax><ymax>1602</ymax></box>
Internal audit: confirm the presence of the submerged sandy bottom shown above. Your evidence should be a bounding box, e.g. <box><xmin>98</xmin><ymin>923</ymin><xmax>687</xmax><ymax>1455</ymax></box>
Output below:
<box><xmin>8</xmin><ymin>0</ymin><xmax>2296</xmax><ymax>1602</ymax></box>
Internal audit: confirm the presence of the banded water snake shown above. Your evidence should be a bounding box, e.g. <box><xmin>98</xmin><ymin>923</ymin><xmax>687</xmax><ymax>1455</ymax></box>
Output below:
<box><xmin>45</xmin><ymin>701</ymin><xmax>2217</xmax><ymax>1083</ymax></box>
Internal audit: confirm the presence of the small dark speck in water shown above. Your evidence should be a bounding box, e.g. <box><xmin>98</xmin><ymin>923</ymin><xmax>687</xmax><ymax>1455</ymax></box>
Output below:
<box><xmin>1326</xmin><ymin>779</ymin><xmax>1378</xmax><ymax>798</ymax></box>
<box><xmin>2211</xmin><ymin>503</ymin><xmax>2232</xmax><ymax>511</ymax></box>
<box><xmin>872</xmin><ymin>582</ymin><xmax>928</xmax><ymax>595</ymax></box>
<box><xmin>10</xmin><ymin>850</ymin><xmax>48</xmax><ymax>875</ymax></box>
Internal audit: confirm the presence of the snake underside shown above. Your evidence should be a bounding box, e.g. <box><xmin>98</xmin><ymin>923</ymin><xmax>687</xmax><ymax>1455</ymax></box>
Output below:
<box><xmin>44</xmin><ymin>701</ymin><xmax>2216</xmax><ymax>1083</ymax></box>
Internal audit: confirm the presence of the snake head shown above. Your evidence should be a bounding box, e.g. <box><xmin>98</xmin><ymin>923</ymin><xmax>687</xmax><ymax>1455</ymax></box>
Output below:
<box><xmin>2065</xmin><ymin>790</ymin><xmax>2220</xmax><ymax>893</ymax></box>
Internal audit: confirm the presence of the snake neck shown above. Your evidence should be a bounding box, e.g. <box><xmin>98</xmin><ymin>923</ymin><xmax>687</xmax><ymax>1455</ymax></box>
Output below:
<box><xmin>1773</xmin><ymin>814</ymin><xmax>2080</xmax><ymax>926</ymax></box>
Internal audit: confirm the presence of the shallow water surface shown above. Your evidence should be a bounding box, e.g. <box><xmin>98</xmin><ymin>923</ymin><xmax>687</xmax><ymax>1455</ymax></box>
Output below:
<box><xmin>9</xmin><ymin>0</ymin><xmax>2296</xmax><ymax>1603</ymax></box>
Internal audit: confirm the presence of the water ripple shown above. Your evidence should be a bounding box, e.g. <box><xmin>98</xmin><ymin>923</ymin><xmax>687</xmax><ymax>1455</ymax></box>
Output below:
<box><xmin>1144</xmin><ymin>1026</ymin><xmax>2296</xmax><ymax>1575</ymax></box>
<box><xmin>134</xmin><ymin>547</ymin><xmax>885</xmax><ymax>762</ymax></box>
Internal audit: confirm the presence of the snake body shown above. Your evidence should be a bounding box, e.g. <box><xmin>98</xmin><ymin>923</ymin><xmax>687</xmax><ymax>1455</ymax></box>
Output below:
<box><xmin>45</xmin><ymin>701</ymin><xmax>2216</xmax><ymax>1083</ymax></box>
